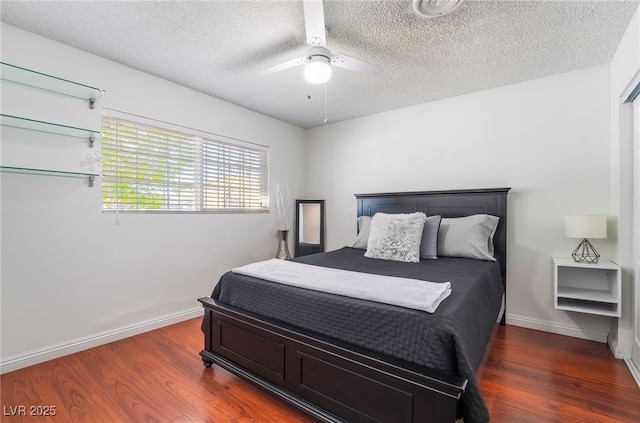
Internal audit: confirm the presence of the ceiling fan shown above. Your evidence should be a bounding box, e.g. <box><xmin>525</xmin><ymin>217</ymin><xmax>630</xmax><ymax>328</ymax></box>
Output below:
<box><xmin>261</xmin><ymin>0</ymin><xmax>382</xmax><ymax>84</ymax></box>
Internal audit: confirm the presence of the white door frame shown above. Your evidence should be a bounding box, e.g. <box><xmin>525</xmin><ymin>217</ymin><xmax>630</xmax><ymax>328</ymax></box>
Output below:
<box><xmin>631</xmin><ymin>93</ymin><xmax>640</xmax><ymax>383</ymax></box>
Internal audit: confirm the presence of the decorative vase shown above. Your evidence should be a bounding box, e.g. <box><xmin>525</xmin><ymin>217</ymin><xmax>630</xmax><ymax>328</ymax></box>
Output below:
<box><xmin>276</xmin><ymin>230</ymin><xmax>291</xmax><ymax>260</ymax></box>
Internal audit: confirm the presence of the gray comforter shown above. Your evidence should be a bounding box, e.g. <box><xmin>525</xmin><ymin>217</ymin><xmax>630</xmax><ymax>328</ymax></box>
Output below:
<box><xmin>212</xmin><ymin>247</ymin><xmax>503</xmax><ymax>423</ymax></box>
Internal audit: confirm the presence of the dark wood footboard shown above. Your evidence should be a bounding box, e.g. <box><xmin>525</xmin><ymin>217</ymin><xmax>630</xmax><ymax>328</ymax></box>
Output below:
<box><xmin>199</xmin><ymin>296</ymin><xmax>466</xmax><ymax>423</ymax></box>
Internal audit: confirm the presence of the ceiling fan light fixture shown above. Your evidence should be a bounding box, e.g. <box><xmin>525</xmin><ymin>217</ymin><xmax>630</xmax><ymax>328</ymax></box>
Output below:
<box><xmin>305</xmin><ymin>55</ymin><xmax>332</xmax><ymax>84</ymax></box>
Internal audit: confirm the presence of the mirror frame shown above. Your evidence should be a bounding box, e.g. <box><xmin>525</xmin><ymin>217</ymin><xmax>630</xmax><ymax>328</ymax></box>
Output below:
<box><xmin>294</xmin><ymin>199</ymin><xmax>325</xmax><ymax>257</ymax></box>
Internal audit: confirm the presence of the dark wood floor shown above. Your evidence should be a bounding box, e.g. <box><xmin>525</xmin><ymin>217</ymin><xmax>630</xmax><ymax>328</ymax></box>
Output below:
<box><xmin>1</xmin><ymin>318</ymin><xmax>639</xmax><ymax>422</ymax></box>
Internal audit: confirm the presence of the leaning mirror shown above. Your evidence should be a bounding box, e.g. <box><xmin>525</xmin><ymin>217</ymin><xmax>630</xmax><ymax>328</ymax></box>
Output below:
<box><xmin>295</xmin><ymin>199</ymin><xmax>325</xmax><ymax>257</ymax></box>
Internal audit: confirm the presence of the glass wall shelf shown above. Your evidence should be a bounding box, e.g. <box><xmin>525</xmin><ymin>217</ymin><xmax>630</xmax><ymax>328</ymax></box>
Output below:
<box><xmin>1</xmin><ymin>62</ymin><xmax>105</xmax><ymax>109</ymax></box>
<box><xmin>0</xmin><ymin>166</ymin><xmax>99</xmax><ymax>187</ymax></box>
<box><xmin>1</xmin><ymin>114</ymin><xmax>100</xmax><ymax>147</ymax></box>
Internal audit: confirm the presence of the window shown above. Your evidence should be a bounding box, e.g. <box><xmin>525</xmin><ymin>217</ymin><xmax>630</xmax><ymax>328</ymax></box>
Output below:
<box><xmin>101</xmin><ymin>112</ymin><xmax>269</xmax><ymax>212</ymax></box>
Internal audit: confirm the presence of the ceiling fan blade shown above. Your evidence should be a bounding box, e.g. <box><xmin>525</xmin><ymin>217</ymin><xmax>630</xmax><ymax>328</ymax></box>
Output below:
<box><xmin>331</xmin><ymin>53</ymin><xmax>382</xmax><ymax>75</ymax></box>
<box><xmin>261</xmin><ymin>56</ymin><xmax>306</xmax><ymax>74</ymax></box>
<box><xmin>303</xmin><ymin>0</ymin><xmax>326</xmax><ymax>47</ymax></box>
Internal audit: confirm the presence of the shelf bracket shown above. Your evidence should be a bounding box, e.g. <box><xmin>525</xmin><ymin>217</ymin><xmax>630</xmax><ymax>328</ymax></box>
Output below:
<box><xmin>89</xmin><ymin>136</ymin><xmax>95</xmax><ymax>148</ymax></box>
<box><xmin>89</xmin><ymin>98</ymin><xmax>96</xmax><ymax>109</ymax></box>
<box><xmin>88</xmin><ymin>176</ymin><xmax>95</xmax><ymax>187</ymax></box>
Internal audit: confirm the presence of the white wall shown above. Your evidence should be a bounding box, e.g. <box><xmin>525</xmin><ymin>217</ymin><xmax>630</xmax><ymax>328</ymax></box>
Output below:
<box><xmin>0</xmin><ymin>24</ymin><xmax>306</xmax><ymax>372</ymax></box>
<box><xmin>305</xmin><ymin>64</ymin><xmax>615</xmax><ymax>342</ymax></box>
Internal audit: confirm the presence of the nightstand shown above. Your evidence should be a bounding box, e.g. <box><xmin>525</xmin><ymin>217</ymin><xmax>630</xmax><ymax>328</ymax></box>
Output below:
<box><xmin>553</xmin><ymin>257</ymin><xmax>621</xmax><ymax>317</ymax></box>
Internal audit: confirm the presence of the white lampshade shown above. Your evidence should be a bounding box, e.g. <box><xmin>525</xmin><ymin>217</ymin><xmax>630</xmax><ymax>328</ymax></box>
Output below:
<box><xmin>305</xmin><ymin>56</ymin><xmax>331</xmax><ymax>84</ymax></box>
<box><xmin>564</xmin><ymin>215</ymin><xmax>607</xmax><ymax>239</ymax></box>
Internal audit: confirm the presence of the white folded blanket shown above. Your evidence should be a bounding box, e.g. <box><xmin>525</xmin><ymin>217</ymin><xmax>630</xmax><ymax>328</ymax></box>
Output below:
<box><xmin>232</xmin><ymin>259</ymin><xmax>451</xmax><ymax>313</ymax></box>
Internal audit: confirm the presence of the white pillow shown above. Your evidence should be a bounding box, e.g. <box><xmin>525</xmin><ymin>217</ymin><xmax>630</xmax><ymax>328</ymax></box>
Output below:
<box><xmin>438</xmin><ymin>214</ymin><xmax>499</xmax><ymax>261</ymax></box>
<box><xmin>365</xmin><ymin>212</ymin><xmax>426</xmax><ymax>263</ymax></box>
<box><xmin>351</xmin><ymin>215</ymin><xmax>372</xmax><ymax>249</ymax></box>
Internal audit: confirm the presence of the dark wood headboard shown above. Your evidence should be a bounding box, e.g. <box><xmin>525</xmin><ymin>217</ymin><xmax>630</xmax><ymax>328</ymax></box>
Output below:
<box><xmin>355</xmin><ymin>187</ymin><xmax>510</xmax><ymax>316</ymax></box>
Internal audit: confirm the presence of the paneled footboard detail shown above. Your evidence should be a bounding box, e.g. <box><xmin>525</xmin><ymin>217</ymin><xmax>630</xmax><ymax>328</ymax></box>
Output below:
<box><xmin>199</xmin><ymin>297</ymin><xmax>465</xmax><ymax>423</ymax></box>
<box><xmin>215</xmin><ymin>318</ymin><xmax>285</xmax><ymax>385</ymax></box>
<box><xmin>295</xmin><ymin>351</ymin><xmax>414</xmax><ymax>423</ymax></box>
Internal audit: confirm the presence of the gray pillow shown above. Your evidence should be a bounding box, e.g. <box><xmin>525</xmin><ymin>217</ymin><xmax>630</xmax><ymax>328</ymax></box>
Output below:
<box><xmin>351</xmin><ymin>215</ymin><xmax>372</xmax><ymax>249</ymax></box>
<box><xmin>365</xmin><ymin>212</ymin><xmax>426</xmax><ymax>263</ymax></box>
<box><xmin>420</xmin><ymin>215</ymin><xmax>442</xmax><ymax>259</ymax></box>
<box><xmin>438</xmin><ymin>214</ymin><xmax>499</xmax><ymax>261</ymax></box>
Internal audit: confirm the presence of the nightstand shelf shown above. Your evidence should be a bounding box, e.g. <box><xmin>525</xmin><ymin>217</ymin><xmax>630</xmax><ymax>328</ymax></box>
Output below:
<box><xmin>553</xmin><ymin>257</ymin><xmax>621</xmax><ymax>317</ymax></box>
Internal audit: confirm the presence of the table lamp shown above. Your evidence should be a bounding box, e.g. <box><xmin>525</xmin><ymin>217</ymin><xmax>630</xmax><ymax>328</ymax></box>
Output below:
<box><xmin>564</xmin><ymin>215</ymin><xmax>607</xmax><ymax>264</ymax></box>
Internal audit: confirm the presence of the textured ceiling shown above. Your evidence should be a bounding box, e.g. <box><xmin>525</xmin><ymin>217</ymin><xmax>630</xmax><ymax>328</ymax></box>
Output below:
<box><xmin>1</xmin><ymin>0</ymin><xmax>638</xmax><ymax>129</ymax></box>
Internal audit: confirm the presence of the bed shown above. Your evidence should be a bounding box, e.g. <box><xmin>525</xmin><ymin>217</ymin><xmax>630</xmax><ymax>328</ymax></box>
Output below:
<box><xmin>199</xmin><ymin>187</ymin><xmax>510</xmax><ymax>423</ymax></box>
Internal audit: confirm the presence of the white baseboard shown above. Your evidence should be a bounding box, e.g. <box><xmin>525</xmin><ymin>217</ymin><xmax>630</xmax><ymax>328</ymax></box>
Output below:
<box><xmin>608</xmin><ymin>335</ymin><xmax>623</xmax><ymax>359</ymax></box>
<box><xmin>0</xmin><ymin>307</ymin><xmax>203</xmax><ymax>375</ymax></box>
<box><xmin>624</xmin><ymin>357</ymin><xmax>640</xmax><ymax>389</ymax></box>
<box><xmin>506</xmin><ymin>313</ymin><xmax>608</xmax><ymax>343</ymax></box>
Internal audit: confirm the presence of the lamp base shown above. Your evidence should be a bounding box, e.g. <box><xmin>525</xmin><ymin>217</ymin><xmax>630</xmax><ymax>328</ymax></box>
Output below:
<box><xmin>571</xmin><ymin>238</ymin><xmax>600</xmax><ymax>264</ymax></box>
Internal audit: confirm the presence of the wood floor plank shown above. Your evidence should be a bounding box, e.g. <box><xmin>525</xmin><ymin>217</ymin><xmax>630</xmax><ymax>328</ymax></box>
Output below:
<box><xmin>479</xmin><ymin>325</ymin><xmax>640</xmax><ymax>422</ymax></box>
<box><xmin>1</xmin><ymin>318</ymin><xmax>639</xmax><ymax>422</ymax></box>
<box><xmin>0</xmin><ymin>361</ymin><xmax>74</xmax><ymax>423</ymax></box>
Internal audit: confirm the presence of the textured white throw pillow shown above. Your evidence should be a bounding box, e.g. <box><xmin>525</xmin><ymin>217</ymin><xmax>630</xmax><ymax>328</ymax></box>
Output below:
<box><xmin>438</xmin><ymin>214</ymin><xmax>499</xmax><ymax>261</ymax></box>
<box><xmin>365</xmin><ymin>212</ymin><xmax>426</xmax><ymax>262</ymax></box>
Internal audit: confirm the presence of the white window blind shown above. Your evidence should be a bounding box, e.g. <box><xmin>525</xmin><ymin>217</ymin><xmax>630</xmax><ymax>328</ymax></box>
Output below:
<box><xmin>101</xmin><ymin>114</ymin><xmax>269</xmax><ymax>212</ymax></box>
